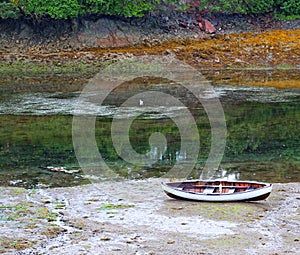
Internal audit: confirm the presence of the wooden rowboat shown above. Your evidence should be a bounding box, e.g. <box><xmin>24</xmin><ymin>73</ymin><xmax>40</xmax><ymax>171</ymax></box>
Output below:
<box><xmin>162</xmin><ymin>180</ymin><xmax>272</xmax><ymax>202</ymax></box>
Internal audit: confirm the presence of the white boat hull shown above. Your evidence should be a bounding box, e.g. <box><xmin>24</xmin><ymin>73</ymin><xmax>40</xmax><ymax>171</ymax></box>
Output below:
<box><xmin>162</xmin><ymin>180</ymin><xmax>272</xmax><ymax>202</ymax></box>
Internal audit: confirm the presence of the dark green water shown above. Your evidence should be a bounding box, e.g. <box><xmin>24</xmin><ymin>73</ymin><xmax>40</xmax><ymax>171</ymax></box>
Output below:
<box><xmin>0</xmin><ymin>79</ymin><xmax>299</xmax><ymax>188</ymax></box>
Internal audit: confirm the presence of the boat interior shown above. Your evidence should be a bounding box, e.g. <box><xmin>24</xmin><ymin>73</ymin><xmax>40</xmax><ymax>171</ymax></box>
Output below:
<box><xmin>168</xmin><ymin>181</ymin><xmax>266</xmax><ymax>194</ymax></box>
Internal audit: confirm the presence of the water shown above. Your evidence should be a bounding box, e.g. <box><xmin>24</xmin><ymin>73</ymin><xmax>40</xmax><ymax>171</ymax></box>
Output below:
<box><xmin>0</xmin><ymin>73</ymin><xmax>299</xmax><ymax>188</ymax></box>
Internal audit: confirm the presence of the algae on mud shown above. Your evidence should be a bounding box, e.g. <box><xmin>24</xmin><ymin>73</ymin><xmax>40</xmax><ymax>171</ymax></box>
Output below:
<box><xmin>0</xmin><ymin>180</ymin><xmax>299</xmax><ymax>254</ymax></box>
<box><xmin>1</xmin><ymin>29</ymin><xmax>300</xmax><ymax>79</ymax></box>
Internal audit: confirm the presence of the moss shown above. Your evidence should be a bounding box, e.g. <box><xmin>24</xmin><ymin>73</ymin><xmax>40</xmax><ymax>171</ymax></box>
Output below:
<box><xmin>193</xmin><ymin>203</ymin><xmax>265</xmax><ymax>222</ymax></box>
<box><xmin>0</xmin><ymin>204</ymin><xmax>31</xmax><ymax>221</ymax></box>
<box><xmin>51</xmin><ymin>201</ymin><xmax>66</xmax><ymax>210</ymax></box>
<box><xmin>6</xmin><ymin>60</ymin><xmax>95</xmax><ymax>75</ymax></box>
<box><xmin>13</xmin><ymin>189</ymin><xmax>26</xmax><ymax>195</ymax></box>
<box><xmin>96</xmin><ymin>203</ymin><xmax>135</xmax><ymax>210</ymax></box>
<box><xmin>0</xmin><ymin>237</ymin><xmax>34</xmax><ymax>251</ymax></box>
<box><xmin>201</xmin><ymin>234</ymin><xmax>254</xmax><ymax>251</ymax></box>
<box><xmin>36</xmin><ymin>207</ymin><xmax>58</xmax><ymax>222</ymax></box>
<box><xmin>41</xmin><ymin>226</ymin><xmax>64</xmax><ymax>238</ymax></box>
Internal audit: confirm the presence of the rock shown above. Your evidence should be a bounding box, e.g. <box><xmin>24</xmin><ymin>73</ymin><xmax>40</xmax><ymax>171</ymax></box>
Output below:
<box><xmin>77</xmin><ymin>18</ymin><xmax>138</xmax><ymax>48</ymax></box>
<box><xmin>199</xmin><ymin>19</ymin><xmax>216</xmax><ymax>34</ymax></box>
<box><xmin>167</xmin><ymin>240</ymin><xmax>175</xmax><ymax>244</ymax></box>
<box><xmin>19</xmin><ymin>24</ymin><xmax>33</xmax><ymax>39</ymax></box>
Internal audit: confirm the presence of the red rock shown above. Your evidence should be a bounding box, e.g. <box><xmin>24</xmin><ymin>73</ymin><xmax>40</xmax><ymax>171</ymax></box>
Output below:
<box><xmin>199</xmin><ymin>19</ymin><xmax>216</xmax><ymax>34</ymax></box>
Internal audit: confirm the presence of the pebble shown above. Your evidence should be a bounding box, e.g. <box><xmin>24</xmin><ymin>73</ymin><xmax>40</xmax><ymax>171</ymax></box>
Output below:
<box><xmin>167</xmin><ymin>240</ymin><xmax>175</xmax><ymax>244</ymax></box>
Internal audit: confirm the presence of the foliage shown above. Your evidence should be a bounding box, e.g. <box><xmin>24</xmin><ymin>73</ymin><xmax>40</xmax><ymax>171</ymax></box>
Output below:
<box><xmin>245</xmin><ymin>0</ymin><xmax>274</xmax><ymax>14</ymax></box>
<box><xmin>198</xmin><ymin>0</ymin><xmax>274</xmax><ymax>14</ymax></box>
<box><xmin>1</xmin><ymin>0</ymin><xmax>299</xmax><ymax>20</ymax></box>
<box><xmin>80</xmin><ymin>0</ymin><xmax>161</xmax><ymax>18</ymax></box>
<box><xmin>17</xmin><ymin>0</ymin><xmax>82</xmax><ymax>19</ymax></box>
<box><xmin>0</xmin><ymin>0</ymin><xmax>20</xmax><ymax>19</ymax></box>
<box><xmin>5</xmin><ymin>0</ymin><xmax>165</xmax><ymax>19</ymax></box>
<box><xmin>96</xmin><ymin>203</ymin><xmax>134</xmax><ymax>210</ymax></box>
<box><xmin>275</xmin><ymin>0</ymin><xmax>300</xmax><ymax>17</ymax></box>
<box><xmin>199</xmin><ymin>0</ymin><xmax>300</xmax><ymax>17</ymax></box>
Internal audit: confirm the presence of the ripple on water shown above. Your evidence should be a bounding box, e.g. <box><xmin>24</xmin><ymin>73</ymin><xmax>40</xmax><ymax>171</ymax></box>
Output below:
<box><xmin>0</xmin><ymin>86</ymin><xmax>299</xmax><ymax>116</ymax></box>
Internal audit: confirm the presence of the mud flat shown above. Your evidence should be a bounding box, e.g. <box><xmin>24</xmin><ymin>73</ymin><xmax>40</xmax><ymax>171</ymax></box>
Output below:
<box><xmin>0</xmin><ymin>178</ymin><xmax>299</xmax><ymax>254</ymax></box>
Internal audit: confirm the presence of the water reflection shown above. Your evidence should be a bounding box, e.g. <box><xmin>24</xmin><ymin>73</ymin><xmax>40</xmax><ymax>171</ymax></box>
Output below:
<box><xmin>1</xmin><ymin>85</ymin><xmax>299</xmax><ymax>116</ymax></box>
<box><xmin>0</xmin><ymin>83</ymin><xmax>299</xmax><ymax>187</ymax></box>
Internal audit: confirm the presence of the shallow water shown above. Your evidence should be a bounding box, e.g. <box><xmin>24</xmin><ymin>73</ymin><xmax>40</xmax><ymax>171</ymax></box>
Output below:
<box><xmin>0</xmin><ymin>72</ymin><xmax>299</xmax><ymax>188</ymax></box>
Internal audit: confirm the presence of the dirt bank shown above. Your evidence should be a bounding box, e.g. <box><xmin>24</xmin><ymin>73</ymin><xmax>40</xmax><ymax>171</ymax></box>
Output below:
<box><xmin>1</xmin><ymin>13</ymin><xmax>300</xmax><ymax>70</ymax></box>
<box><xmin>0</xmin><ymin>179</ymin><xmax>299</xmax><ymax>254</ymax></box>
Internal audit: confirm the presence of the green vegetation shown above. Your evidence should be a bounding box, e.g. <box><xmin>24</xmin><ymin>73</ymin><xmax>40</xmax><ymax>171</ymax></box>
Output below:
<box><xmin>276</xmin><ymin>0</ymin><xmax>300</xmax><ymax>17</ymax></box>
<box><xmin>0</xmin><ymin>0</ymin><xmax>299</xmax><ymax>20</ymax></box>
<box><xmin>36</xmin><ymin>207</ymin><xmax>58</xmax><ymax>221</ymax></box>
<box><xmin>0</xmin><ymin>0</ymin><xmax>20</xmax><ymax>18</ymax></box>
<box><xmin>96</xmin><ymin>203</ymin><xmax>134</xmax><ymax>210</ymax></box>
<box><xmin>200</xmin><ymin>0</ymin><xmax>300</xmax><ymax>19</ymax></box>
<box><xmin>0</xmin><ymin>0</ymin><xmax>168</xmax><ymax>19</ymax></box>
<box><xmin>0</xmin><ymin>204</ymin><xmax>31</xmax><ymax>221</ymax></box>
<box><xmin>200</xmin><ymin>0</ymin><xmax>275</xmax><ymax>14</ymax></box>
<box><xmin>0</xmin><ymin>203</ymin><xmax>56</xmax><ymax>222</ymax></box>
<box><xmin>0</xmin><ymin>237</ymin><xmax>34</xmax><ymax>251</ymax></box>
<box><xmin>0</xmin><ymin>60</ymin><xmax>105</xmax><ymax>77</ymax></box>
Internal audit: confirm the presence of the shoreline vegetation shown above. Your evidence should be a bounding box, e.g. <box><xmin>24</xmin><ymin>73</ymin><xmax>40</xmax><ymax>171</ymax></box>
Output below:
<box><xmin>1</xmin><ymin>0</ymin><xmax>300</xmax><ymax>20</ymax></box>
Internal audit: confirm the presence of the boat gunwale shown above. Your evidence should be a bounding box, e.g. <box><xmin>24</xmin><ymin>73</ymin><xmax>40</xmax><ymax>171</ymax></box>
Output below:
<box><xmin>161</xmin><ymin>180</ymin><xmax>272</xmax><ymax>198</ymax></box>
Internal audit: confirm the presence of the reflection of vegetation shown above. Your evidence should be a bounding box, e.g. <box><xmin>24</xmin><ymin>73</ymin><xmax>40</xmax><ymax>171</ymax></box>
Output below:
<box><xmin>0</xmin><ymin>99</ymin><xmax>299</xmax><ymax>182</ymax></box>
<box><xmin>220</xmin><ymin>160</ymin><xmax>300</xmax><ymax>183</ymax></box>
<box><xmin>0</xmin><ymin>60</ymin><xmax>110</xmax><ymax>77</ymax></box>
<box><xmin>0</xmin><ymin>115</ymin><xmax>75</xmax><ymax>167</ymax></box>
<box><xmin>0</xmin><ymin>60</ymin><xmax>110</xmax><ymax>93</ymax></box>
<box><xmin>224</xmin><ymin>102</ymin><xmax>300</xmax><ymax>161</ymax></box>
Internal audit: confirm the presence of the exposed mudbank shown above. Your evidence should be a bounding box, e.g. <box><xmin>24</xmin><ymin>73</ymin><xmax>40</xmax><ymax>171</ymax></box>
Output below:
<box><xmin>0</xmin><ymin>179</ymin><xmax>299</xmax><ymax>254</ymax></box>
<box><xmin>1</xmin><ymin>28</ymin><xmax>300</xmax><ymax>94</ymax></box>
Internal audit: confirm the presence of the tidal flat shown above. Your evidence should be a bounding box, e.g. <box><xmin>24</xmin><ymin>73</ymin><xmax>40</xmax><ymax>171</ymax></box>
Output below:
<box><xmin>0</xmin><ymin>179</ymin><xmax>299</xmax><ymax>254</ymax></box>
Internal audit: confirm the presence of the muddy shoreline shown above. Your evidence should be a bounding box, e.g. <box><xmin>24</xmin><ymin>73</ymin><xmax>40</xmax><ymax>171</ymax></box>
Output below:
<box><xmin>1</xmin><ymin>27</ymin><xmax>300</xmax><ymax>92</ymax></box>
<box><xmin>1</xmin><ymin>13</ymin><xmax>300</xmax><ymax>93</ymax></box>
<box><xmin>0</xmin><ymin>179</ymin><xmax>299</xmax><ymax>254</ymax></box>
